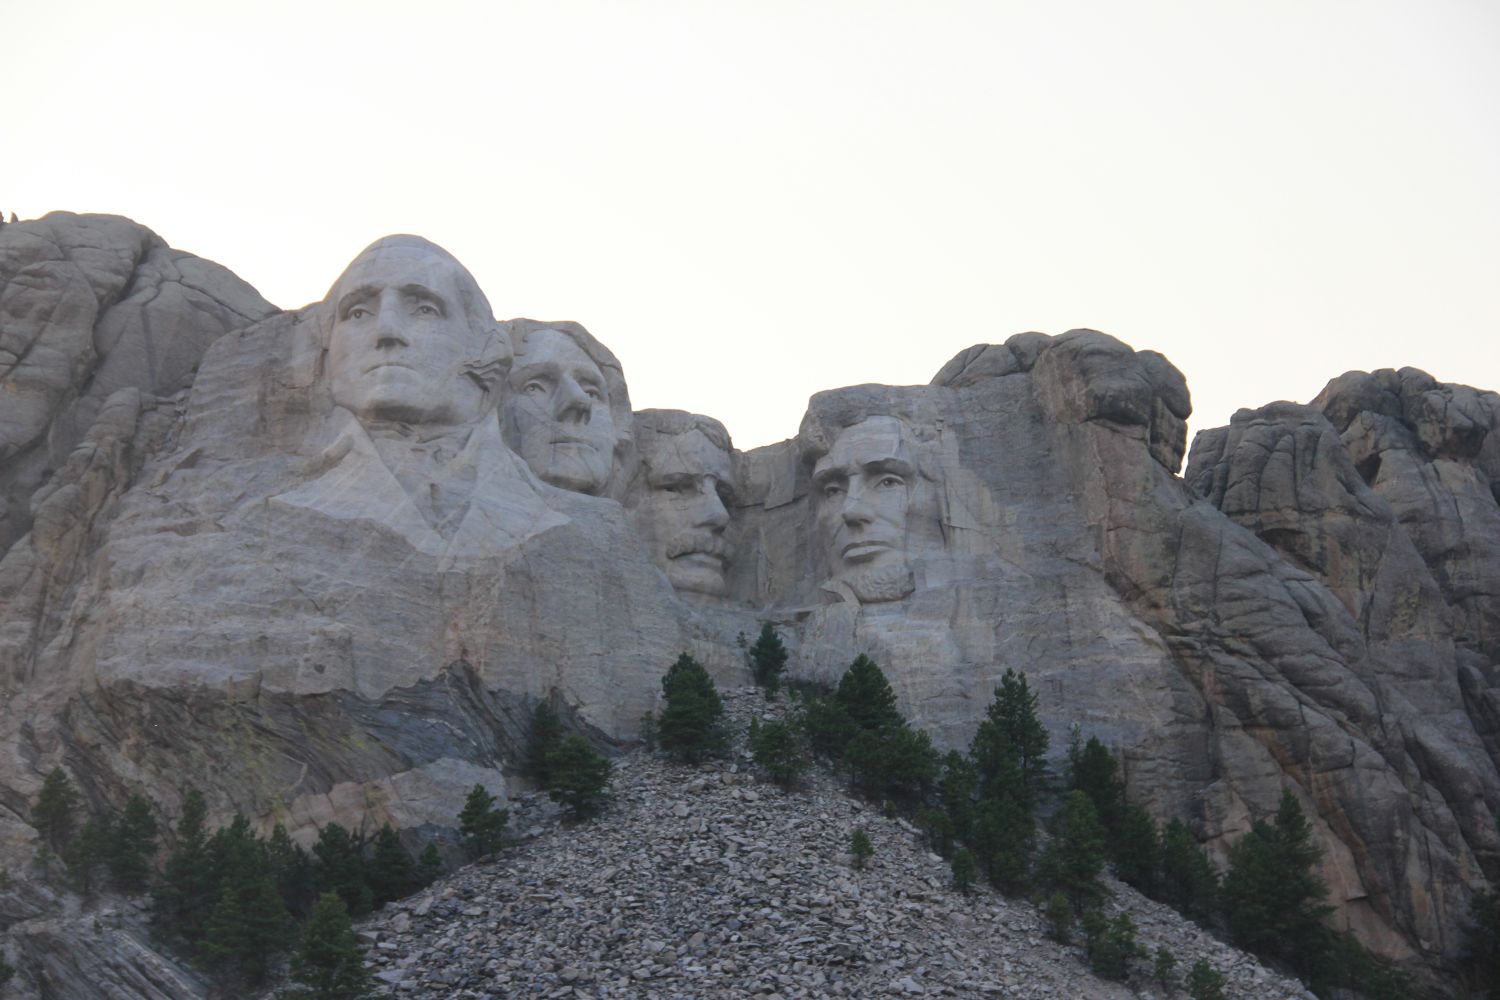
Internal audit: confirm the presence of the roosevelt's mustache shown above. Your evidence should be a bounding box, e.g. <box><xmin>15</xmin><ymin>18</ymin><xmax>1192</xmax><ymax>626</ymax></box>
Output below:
<box><xmin>666</xmin><ymin>532</ymin><xmax>734</xmax><ymax>561</ymax></box>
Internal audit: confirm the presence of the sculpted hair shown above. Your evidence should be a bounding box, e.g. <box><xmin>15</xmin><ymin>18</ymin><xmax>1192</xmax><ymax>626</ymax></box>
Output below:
<box><xmin>798</xmin><ymin>394</ymin><xmax>941</xmax><ymax>483</ymax></box>
<box><xmin>633</xmin><ymin>409</ymin><xmax>733</xmax><ymax>455</ymax></box>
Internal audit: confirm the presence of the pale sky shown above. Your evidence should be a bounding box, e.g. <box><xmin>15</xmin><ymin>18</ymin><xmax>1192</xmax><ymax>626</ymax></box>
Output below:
<box><xmin>8</xmin><ymin>0</ymin><xmax>1498</xmax><ymax>453</ymax></box>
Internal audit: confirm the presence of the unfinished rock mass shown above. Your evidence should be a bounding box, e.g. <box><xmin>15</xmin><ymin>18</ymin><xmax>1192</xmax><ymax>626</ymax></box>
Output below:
<box><xmin>0</xmin><ymin>213</ymin><xmax>1495</xmax><ymax>979</ymax></box>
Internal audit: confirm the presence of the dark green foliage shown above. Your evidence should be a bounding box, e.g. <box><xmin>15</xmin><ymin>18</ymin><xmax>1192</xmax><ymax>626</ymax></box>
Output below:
<box><xmin>1066</xmin><ymin>734</ymin><xmax>1124</xmax><ymax>834</ymax></box>
<box><xmin>1044</xmin><ymin>891</ymin><xmax>1074</xmax><ymax>943</ymax></box>
<box><xmin>1158</xmin><ymin>819</ymin><xmax>1219</xmax><ymax>922</ymax></box>
<box><xmin>845</xmin><ymin>725</ymin><xmax>937</xmax><ymax>802</ymax></box>
<box><xmin>916</xmin><ymin>806</ymin><xmax>953</xmax><ymax>858</ymax></box>
<box><xmin>1037</xmin><ymin>790</ymin><xmax>1108</xmax><ymax>911</ymax></box>
<box><xmin>1153</xmin><ymin>946</ymin><xmax>1177</xmax><ymax>988</ymax></box>
<box><xmin>528</xmin><ymin>701</ymin><xmax>563</xmax><ymax>783</ymax></box>
<box><xmin>939</xmin><ymin>751</ymin><xmax>978</xmax><ymax>842</ymax></box>
<box><xmin>267</xmin><ymin>823</ymin><xmax>317</xmax><ymax>919</ymax></box>
<box><xmin>1112</xmin><ymin>803</ymin><xmax>1160</xmax><ymax>895</ymax></box>
<box><xmin>200</xmin><ymin>819</ymin><xmax>294</xmax><ymax>986</ymax></box>
<box><xmin>286</xmin><ymin>892</ymin><xmax>373</xmax><ymax>1000</ymax></box>
<box><xmin>950</xmin><ymin>848</ymin><xmax>976</xmax><ymax>894</ymax></box>
<box><xmin>1221</xmin><ymin>789</ymin><xmax>1333</xmax><ymax>978</ymax></box>
<box><xmin>1324</xmin><ymin>932</ymin><xmax>1415</xmax><ymax>1000</ymax></box>
<box><xmin>970</xmin><ymin>669</ymin><xmax>1049</xmax><ymax>805</ymax></box>
<box><xmin>801</xmin><ymin>692</ymin><xmax>857</xmax><ymax>759</ymax></box>
<box><xmin>415</xmin><ymin>843</ymin><xmax>444</xmax><ymax>887</ymax></box>
<box><xmin>639</xmin><ymin>710</ymin><xmax>657</xmax><ymax>751</ymax></box>
<box><xmin>970</xmin><ymin>794</ymin><xmax>1034</xmax><ymax>892</ymax></box>
<box><xmin>748</xmin><ymin>716</ymin><xmax>809</xmax><ymax>789</ymax></box>
<box><xmin>64</xmin><ymin>812</ymin><xmax>112</xmax><ymax>894</ymax></box>
<box><xmin>850</xmin><ymin>827</ymin><xmax>873</xmax><ymax>869</ymax></box>
<box><xmin>748</xmin><ymin>622</ymin><xmax>789</xmax><ymax>695</ymax></box>
<box><xmin>0</xmin><ymin>953</ymin><xmax>13</xmax><ymax>985</ymax></box>
<box><xmin>367</xmin><ymin>824</ymin><xmax>417</xmax><ymax>905</ymax></box>
<box><xmin>152</xmin><ymin>791</ymin><xmax>216</xmax><ymax>950</ymax></box>
<box><xmin>834</xmin><ymin>655</ymin><xmax>904</xmax><ymax>734</ymax></box>
<box><xmin>1083</xmin><ymin>910</ymin><xmax>1141</xmax><ymax>982</ymax></box>
<box><xmin>544</xmin><ymin>734</ymin><xmax>613</xmax><ymax>819</ymax></box>
<box><xmin>107</xmin><ymin>794</ymin><xmax>158</xmax><ymax>893</ymax></box>
<box><xmin>1186</xmin><ymin>959</ymin><xmax>1227</xmax><ymax>1000</ymax></box>
<box><xmin>1462</xmin><ymin>889</ymin><xmax>1500</xmax><ymax>1000</ymax></box>
<box><xmin>457</xmin><ymin>785</ymin><xmax>509</xmax><ymax>858</ymax></box>
<box><xmin>32</xmin><ymin>767</ymin><xmax>79</xmax><ymax>851</ymax></box>
<box><xmin>312</xmin><ymin>823</ymin><xmax>372</xmax><ymax>918</ymax></box>
<box><xmin>658</xmin><ymin>653</ymin><xmax>728</xmax><ymax>763</ymax></box>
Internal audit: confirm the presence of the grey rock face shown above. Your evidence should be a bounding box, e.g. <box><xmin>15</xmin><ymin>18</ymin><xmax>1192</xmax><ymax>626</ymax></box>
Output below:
<box><xmin>0</xmin><ymin>223</ymin><xmax>1493</xmax><ymax>991</ymax></box>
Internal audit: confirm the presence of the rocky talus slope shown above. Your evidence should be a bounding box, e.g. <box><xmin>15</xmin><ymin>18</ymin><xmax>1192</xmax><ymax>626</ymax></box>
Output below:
<box><xmin>354</xmin><ymin>690</ymin><xmax>1313</xmax><ymax>1000</ymax></box>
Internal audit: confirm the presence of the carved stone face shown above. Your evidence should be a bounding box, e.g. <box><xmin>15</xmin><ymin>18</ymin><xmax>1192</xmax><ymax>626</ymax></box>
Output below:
<box><xmin>632</xmin><ymin>428</ymin><xmax>736</xmax><ymax>595</ymax></box>
<box><xmin>506</xmin><ymin>328</ymin><xmax>617</xmax><ymax>494</ymax></box>
<box><xmin>328</xmin><ymin>243</ymin><xmax>490</xmax><ymax>428</ymax></box>
<box><xmin>813</xmin><ymin>416</ymin><xmax>918</xmax><ymax>602</ymax></box>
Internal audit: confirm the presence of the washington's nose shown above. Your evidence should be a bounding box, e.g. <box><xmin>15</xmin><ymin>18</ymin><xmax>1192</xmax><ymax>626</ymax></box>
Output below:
<box><xmin>554</xmin><ymin>376</ymin><xmax>593</xmax><ymax>424</ymax></box>
<box><xmin>374</xmin><ymin>300</ymin><xmax>410</xmax><ymax>350</ymax></box>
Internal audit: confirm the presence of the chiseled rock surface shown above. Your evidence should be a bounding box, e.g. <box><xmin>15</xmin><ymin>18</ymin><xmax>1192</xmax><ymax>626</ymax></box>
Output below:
<box><xmin>0</xmin><ymin>212</ymin><xmax>275</xmax><ymax>555</ymax></box>
<box><xmin>354</xmin><ymin>690</ymin><xmax>1313</xmax><ymax>1000</ymax></box>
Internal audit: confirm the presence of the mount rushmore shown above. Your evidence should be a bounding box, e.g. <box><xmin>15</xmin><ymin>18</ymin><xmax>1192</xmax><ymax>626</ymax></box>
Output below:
<box><xmin>0</xmin><ymin>212</ymin><xmax>1497</xmax><ymax>973</ymax></box>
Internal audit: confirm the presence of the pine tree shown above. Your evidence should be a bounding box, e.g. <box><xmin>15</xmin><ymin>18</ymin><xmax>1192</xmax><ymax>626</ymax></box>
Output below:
<box><xmin>850</xmin><ymin>827</ymin><xmax>873</xmax><ymax>869</ymax></box>
<box><xmin>950</xmin><ymin>848</ymin><xmax>976</xmax><ymax>894</ymax></box>
<box><xmin>970</xmin><ymin>669</ymin><xmax>1049</xmax><ymax>805</ymax></box>
<box><xmin>107</xmin><ymin>794</ymin><xmax>158</xmax><ymax>893</ymax></box>
<box><xmin>286</xmin><ymin>891</ymin><xmax>373</xmax><ymax>1000</ymax></box>
<box><xmin>267</xmin><ymin>823</ymin><xmax>317</xmax><ymax>919</ymax></box>
<box><xmin>915</xmin><ymin>806</ymin><xmax>954</xmax><ymax>858</ymax></box>
<box><xmin>0</xmin><ymin>953</ymin><xmax>13</xmax><ymax>986</ymax></box>
<box><xmin>64</xmin><ymin>812</ymin><xmax>112</xmax><ymax>895</ymax></box>
<box><xmin>1066</xmin><ymin>734</ymin><xmax>1123</xmax><ymax>834</ymax></box>
<box><xmin>312</xmin><ymin>823</ymin><xmax>372</xmax><ymax>918</ymax></box>
<box><xmin>1462</xmin><ymin>889</ymin><xmax>1500</xmax><ymax>1000</ymax></box>
<box><xmin>1084</xmin><ymin>910</ymin><xmax>1142</xmax><ymax>981</ymax></box>
<box><xmin>939</xmin><ymin>751</ymin><xmax>978</xmax><ymax>842</ymax></box>
<box><xmin>1186</xmin><ymin>959</ymin><xmax>1227</xmax><ymax>1000</ymax></box>
<box><xmin>415</xmin><ymin>843</ymin><xmax>444</xmax><ymax>887</ymax></box>
<box><xmin>152</xmin><ymin>790</ymin><xmax>216</xmax><ymax>950</ymax></box>
<box><xmin>834</xmin><ymin>655</ymin><xmax>904</xmax><ymax>734</ymax></box>
<box><xmin>657</xmin><ymin>653</ymin><xmax>728</xmax><ymax>763</ymax></box>
<box><xmin>1037</xmin><ymin>790</ymin><xmax>1108</xmax><ymax>911</ymax></box>
<box><xmin>31</xmin><ymin>767</ymin><xmax>79</xmax><ymax>851</ymax></box>
<box><xmin>1221</xmin><ymin>789</ymin><xmax>1334</xmax><ymax>978</ymax></box>
<box><xmin>1153</xmin><ymin>947</ymin><xmax>1178</xmax><ymax>988</ymax></box>
<box><xmin>457</xmin><ymin>785</ymin><xmax>509</xmax><ymax>858</ymax></box>
<box><xmin>970</xmin><ymin>793</ymin><xmax>1034</xmax><ymax>892</ymax></box>
<box><xmin>748</xmin><ymin>622</ymin><xmax>789</xmax><ymax>695</ymax></box>
<box><xmin>200</xmin><ymin>817</ymin><xmax>293</xmax><ymax>986</ymax></box>
<box><xmin>800</xmin><ymin>692</ymin><xmax>856</xmax><ymax>759</ymax></box>
<box><xmin>1112</xmin><ymin>803</ymin><xmax>1160</xmax><ymax>895</ymax></box>
<box><xmin>1158</xmin><ymin>819</ymin><xmax>1219</xmax><ymax>922</ymax></box>
<box><xmin>748</xmin><ymin>716</ymin><xmax>808</xmax><ymax>789</ymax></box>
<box><xmin>544</xmin><ymin>735</ymin><xmax>613</xmax><ymax>819</ymax></box>
<box><xmin>528</xmin><ymin>701</ymin><xmax>563</xmax><ymax>784</ymax></box>
<box><xmin>367</xmin><ymin>824</ymin><xmax>416</xmax><ymax>905</ymax></box>
<box><xmin>1044</xmin><ymin>891</ymin><xmax>1074</xmax><ymax>943</ymax></box>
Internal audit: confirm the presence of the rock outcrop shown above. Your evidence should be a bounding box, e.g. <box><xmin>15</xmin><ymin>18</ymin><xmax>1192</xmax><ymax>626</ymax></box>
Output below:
<box><xmin>0</xmin><ymin>215</ymin><xmax>1494</xmax><ymax>994</ymax></box>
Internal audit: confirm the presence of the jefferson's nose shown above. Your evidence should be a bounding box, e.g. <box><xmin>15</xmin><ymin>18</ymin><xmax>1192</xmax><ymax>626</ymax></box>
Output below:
<box><xmin>554</xmin><ymin>376</ymin><xmax>593</xmax><ymax>423</ymax></box>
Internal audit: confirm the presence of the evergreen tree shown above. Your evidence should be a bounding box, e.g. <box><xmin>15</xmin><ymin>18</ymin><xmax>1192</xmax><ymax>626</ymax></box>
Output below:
<box><xmin>1186</xmin><ymin>959</ymin><xmax>1227</xmax><ymax>1000</ymax></box>
<box><xmin>1112</xmin><ymin>803</ymin><xmax>1160</xmax><ymax>896</ymax></box>
<box><xmin>1221</xmin><ymin>789</ymin><xmax>1334</xmax><ymax>979</ymax></box>
<box><xmin>1066</xmin><ymin>734</ymin><xmax>1124</xmax><ymax>834</ymax></box>
<box><xmin>312</xmin><ymin>823</ymin><xmax>372</xmax><ymax>918</ymax></box>
<box><xmin>367</xmin><ymin>824</ymin><xmax>417</xmax><ymax>905</ymax></box>
<box><xmin>0</xmin><ymin>953</ymin><xmax>13</xmax><ymax>986</ymax></box>
<box><xmin>152</xmin><ymin>790</ymin><xmax>216</xmax><ymax>950</ymax></box>
<box><xmin>415</xmin><ymin>843</ymin><xmax>444</xmax><ymax>888</ymax></box>
<box><xmin>657</xmin><ymin>653</ymin><xmax>728</xmax><ymax>763</ymax></box>
<box><xmin>107</xmin><ymin>794</ymin><xmax>158</xmax><ymax>893</ymax></box>
<box><xmin>527</xmin><ymin>701</ymin><xmax>563</xmax><ymax>784</ymax></box>
<box><xmin>850</xmin><ymin>827</ymin><xmax>873</xmax><ymax>869</ymax></box>
<box><xmin>938</xmin><ymin>751</ymin><xmax>978</xmax><ymax>842</ymax></box>
<box><xmin>834</xmin><ymin>655</ymin><xmax>904</xmax><ymax>734</ymax></box>
<box><xmin>915</xmin><ymin>806</ymin><xmax>954</xmax><ymax>858</ymax></box>
<box><xmin>544</xmin><ymin>735</ymin><xmax>613</xmax><ymax>819</ymax></box>
<box><xmin>950</xmin><ymin>848</ymin><xmax>976</xmax><ymax>895</ymax></box>
<box><xmin>970</xmin><ymin>793</ymin><xmax>1034</xmax><ymax>892</ymax></box>
<box><xmin>64</xmin><ymin>812</ymin><xmax>112</xmax><ymax>895</ymax></box>
<box><xmin>1044</xmin><ymin>891</ymin><xmax>1074</xmax><ymax>943</ymax></box>
<box><xmin>1158</xmin><ymin>819</ymin><xmax>1219</xmax><ymax>922</ymax></box>
<box><xmin>748</xmin><ymin>622</ymin><xmax>789</xmax><ymax>695</ymax></box>
<box><xmin>286</xmin><ymin>891</ymin><xmax>373</xmax><ymax>1000</ymax></box>
<box><xmin>1083</xmin><ymin>910</ymin><xmax>1142</xmax><ymax>981</ymax></box>
<box><xmin>1037</xmin><ymin>790</ymin><xmax>1108</xmax><ymax>911</ymax></box>
<box><xmin>1153</xmin><ymin>947</ymin><xmax>1178</xmax><ymax>989</ymax></box>
<box><xmin>200</xmin><ymin>818</ymin><xmax>293</xmax><ymax>986</ymax></box>
<box><xmin>457</xmin><ymin>785</ymin><xmax>509</xmax><ymax>859</ymax></box>
<box><xmin>800</xmin><ymin>692</ymin><xmax>857</xmax><ymax>759</ymax></box>
<box><xmin>267</xmin><ymin>823</ymin><xmax>317</xmax><ymax>919</ymax></box>
<box><xmin>748</xmin><ymin>716</ymin><xmax>809</xmax><ymax>789</ymax></box>
<box><xmin>970</xmin><ymin>669</ymin><xmax>1049</xmax><ymax>804</ymax></box>
<box><xmin>1461</xmin><ymin>889</ymin><xmax>1500</xmax><ymax>1000</ymax></box>
<box><xmin>31</xmin><ymin>767</ymin><xmax>79</xmax><ymax>851</ymax></box>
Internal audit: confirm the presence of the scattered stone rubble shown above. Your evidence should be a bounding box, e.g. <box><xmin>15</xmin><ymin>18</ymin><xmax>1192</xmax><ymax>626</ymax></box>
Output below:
<box><xmin>354</xmin><ymin>689</ymin><xmax>1314</xmax><ymax>1000</ymax></box>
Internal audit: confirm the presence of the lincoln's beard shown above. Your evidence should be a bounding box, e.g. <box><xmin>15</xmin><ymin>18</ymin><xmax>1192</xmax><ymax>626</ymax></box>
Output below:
<box><xmin>838</xmin><ymin>561</ymin><xmax>915</xmax><ymax>604</ymax></box>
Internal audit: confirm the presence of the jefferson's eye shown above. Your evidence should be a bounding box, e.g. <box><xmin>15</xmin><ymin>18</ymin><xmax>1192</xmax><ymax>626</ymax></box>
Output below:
<box><xmin>877</xmin><ymin>475</ymin><xmax>905</xmax><ymax>489</ymax></box>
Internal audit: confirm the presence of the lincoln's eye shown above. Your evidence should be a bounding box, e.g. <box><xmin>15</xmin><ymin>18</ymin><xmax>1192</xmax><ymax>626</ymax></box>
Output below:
<box><xmin>822</xmin><ymin>483</ymin><xmax>845</xmax><ymax>499</ymax></box>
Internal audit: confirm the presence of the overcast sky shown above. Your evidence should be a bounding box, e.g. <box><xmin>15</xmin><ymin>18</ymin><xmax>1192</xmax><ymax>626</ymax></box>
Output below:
<box><xmin>8</xmin><ymin>0</ymin><xmax>1497</xmax><ymax>453</ymax></box>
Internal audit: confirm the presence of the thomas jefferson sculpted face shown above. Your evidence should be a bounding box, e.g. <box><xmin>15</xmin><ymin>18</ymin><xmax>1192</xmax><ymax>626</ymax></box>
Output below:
<box><xmin>506</xmin><ymin>327</ymin><xmax>618</xmax><ymax>494</ymax></box>
<box><xmin>812</xmin><ymin>415</ymin><xmax>920</xmax><ymax>603</ymax></box>
<box><xmin>327</xmin><ymin>237</ymin><xmax>505</xmax><ymax>429</ymax></box>
<box><xmin>630</xmin><ymin>414</ymin><xmax>736</xmax><ymax>595</ymax></box>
